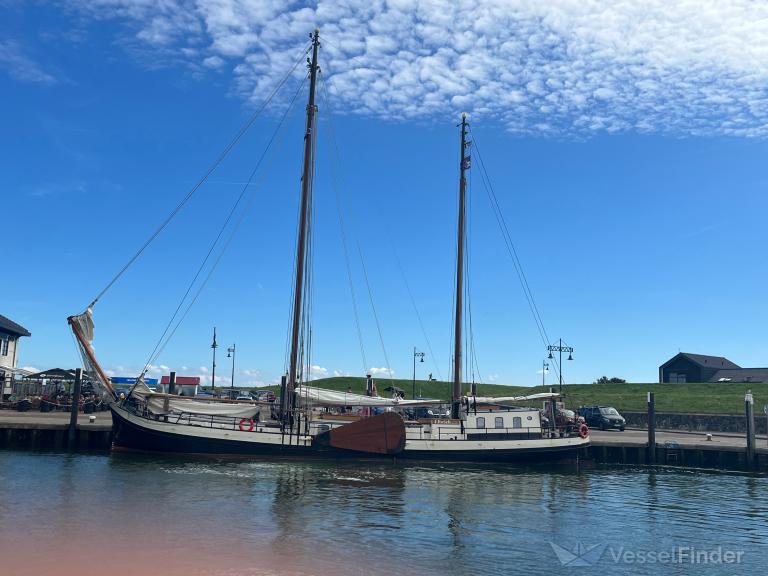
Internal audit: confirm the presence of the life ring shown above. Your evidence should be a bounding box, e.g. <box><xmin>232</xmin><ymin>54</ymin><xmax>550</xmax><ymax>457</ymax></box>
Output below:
<box><xmin>578</xmin><ymin>423</ymin><xmax>589</xmax><ymax>438</ymax></box>
<box><xmin>238</xmin><ymin>418</ymin><xmax>254</xmax><ymax>432</ymax></box>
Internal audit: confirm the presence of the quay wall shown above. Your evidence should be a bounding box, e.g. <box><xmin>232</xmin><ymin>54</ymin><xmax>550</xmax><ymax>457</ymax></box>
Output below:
<box><xmin>621</xmin><ymin>411</ymin><xmax>768</xmax><ymax>434</ymax></box>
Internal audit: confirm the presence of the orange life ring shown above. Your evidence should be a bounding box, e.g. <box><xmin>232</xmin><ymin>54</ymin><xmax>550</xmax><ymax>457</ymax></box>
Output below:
<box><xmin>578</xmin><ymin>423</ymin><xmax>589</xmax><ymax>438</ymax></box>
<box><xmin>238</xmin><ymin>418</ymin><xmax>254</xmax><ymax>432</ymax></box>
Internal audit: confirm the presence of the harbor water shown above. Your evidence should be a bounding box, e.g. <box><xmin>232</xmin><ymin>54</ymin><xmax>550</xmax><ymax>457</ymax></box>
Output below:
<box><xmin>0</xmin><ymin>451</ymin><xmax>766</xmax><ymax>576</ymax></box>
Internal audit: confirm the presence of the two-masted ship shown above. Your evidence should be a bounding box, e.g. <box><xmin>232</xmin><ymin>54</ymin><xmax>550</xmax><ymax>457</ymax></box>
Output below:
<box><xmin>69</xmin><ymin>30</ymin><xmax>589</xmax><ymax>462</ymax></box>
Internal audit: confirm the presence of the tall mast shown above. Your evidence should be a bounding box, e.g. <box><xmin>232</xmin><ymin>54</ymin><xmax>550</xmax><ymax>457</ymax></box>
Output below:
<box><xmin>286</xmin><ymin>29</ymin><xmax>321</xmax><ymax>411</ymax></box>
<box><xmin>452</xmin><ymin>114</ymin><xmax>469</xmax><ymax>419</ymax></box>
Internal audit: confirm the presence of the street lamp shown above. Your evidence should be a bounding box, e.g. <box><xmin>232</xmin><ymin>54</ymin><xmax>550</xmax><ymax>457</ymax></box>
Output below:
<box><xmin>412</xmin><ymin>347</ymin><xmax>425</xmax><ymax>399</ymax></box>
<box><xmin>547</xmin><ymin>338</ymin><xmax>574</xmax><ymax>395</ymax></box>
<box><xmin>211</xmin><ymin>327</ymin><xmax>218</xmax><ymax>393</ymax></box>
<box><xmin>227</xmin><ymin>343</ymin><xmax>236</xmax><ymax>391</ymax></box>
<box><xmin>542</xmin><ymin>360</ymin><xmax>549</xmax><ymax>386</ymax></box>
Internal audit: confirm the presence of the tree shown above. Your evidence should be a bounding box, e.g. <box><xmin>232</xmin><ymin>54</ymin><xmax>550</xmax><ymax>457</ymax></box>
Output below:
<box><xmin>594</xmin><ymin>376</ymin><xmax>627</xmax><ymax>384</ymax></box>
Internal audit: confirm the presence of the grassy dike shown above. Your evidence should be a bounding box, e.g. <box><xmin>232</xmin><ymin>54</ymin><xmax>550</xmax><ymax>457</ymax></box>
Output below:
<box><xmin>263</xmin><ymin>377</ymin><xmax>768</xmax><ymax>415</ymax></box>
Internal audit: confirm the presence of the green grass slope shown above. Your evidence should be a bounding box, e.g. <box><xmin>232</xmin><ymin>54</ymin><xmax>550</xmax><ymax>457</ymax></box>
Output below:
<box><xmin>261</xmin><ymin>377</ymin><xmax>768</xmax><ymax>415</ymax></box>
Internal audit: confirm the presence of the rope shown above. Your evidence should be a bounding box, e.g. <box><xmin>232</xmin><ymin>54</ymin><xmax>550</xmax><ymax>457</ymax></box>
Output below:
<box><xmin>140</xmin><ymin>76</ymin><xmax>308</xmax><ymax>374</ymax></box>
<box><xmin>318</xmin><ymin>73</ymin><xmax>369</xmax><ymax>375</ymax></box>
<box><xmin>471</xmin><ymin>131</ymin><xmax>561</xmax><ymax>383</ymax></box>
<box><xmin>88</xmin><ymin>43</ymin><xmax>312</xmax><ymax>309</ymax></box>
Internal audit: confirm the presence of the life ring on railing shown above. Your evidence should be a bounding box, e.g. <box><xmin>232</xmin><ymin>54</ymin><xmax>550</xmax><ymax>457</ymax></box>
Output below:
<box><xmin>578</xmin><ymin>423</ymin><xmax>589</xmax><ymax>438</ymax></box>
<box><xmin>239</xmin><ymin>418</ymin><xmax>254</xmax><ymax>432</ymax></box>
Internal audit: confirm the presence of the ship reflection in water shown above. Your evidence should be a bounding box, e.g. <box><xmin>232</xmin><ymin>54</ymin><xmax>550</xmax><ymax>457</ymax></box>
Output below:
<box><xmin>0</xmin><ymin>452</ymin><xmax>766</xmax><ymax>576</ymax></box>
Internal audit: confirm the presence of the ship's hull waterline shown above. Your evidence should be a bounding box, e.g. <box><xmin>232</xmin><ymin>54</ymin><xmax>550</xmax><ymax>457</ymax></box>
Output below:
<box><xmin>110</xmin><ymin>404</ymin><xmax>589</xmax><ymax>463</ymax></box>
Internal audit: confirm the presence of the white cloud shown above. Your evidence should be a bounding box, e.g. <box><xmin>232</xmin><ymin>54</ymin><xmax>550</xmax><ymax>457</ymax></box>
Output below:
<box><xmin>308</xmin><ymin>365</ymin><xmax>328</xmax><ymax>380</ymax></box>
<box><xmin>487</xmin><ymin>372</ymin><xmax>499</xmax><ymax>382</ymax></box>
<box><xmin>369</xmin><ymin>366</ymin><xmax>394</xmax><ymax>377</ymax></box>
<box><xmin>21</xmin><ymin>366</ymin><xmax>39</xmax><ymax>373</ymax></box>
<box><xmin>65</xmin><ymin>1</ymin><xmax>768</xmax><ymax>136</ymax></box>
<box><xmin>0</xmin><ymin>40</ymin><xmax>57</xmax><ymax>85</ymax></box>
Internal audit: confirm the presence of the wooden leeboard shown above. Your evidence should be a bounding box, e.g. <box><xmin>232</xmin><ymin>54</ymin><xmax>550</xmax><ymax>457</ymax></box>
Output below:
<box><xmin>317</xmin><ymin>412</ymin><xmax>406</xmax><ymax>455</ymax></box>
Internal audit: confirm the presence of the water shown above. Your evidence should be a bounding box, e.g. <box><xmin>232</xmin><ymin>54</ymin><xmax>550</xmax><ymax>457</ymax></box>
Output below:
<box><xmin>0</xmin><ymin>451</ymin><xmax>766</xmax><ymax>576</ymax></box>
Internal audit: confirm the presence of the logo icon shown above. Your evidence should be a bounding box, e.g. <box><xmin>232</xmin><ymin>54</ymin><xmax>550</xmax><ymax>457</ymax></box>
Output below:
<box><xmin>549</xmin><ymin>541</ymin><xmax>608</xmax><ymax>566</ymax></box>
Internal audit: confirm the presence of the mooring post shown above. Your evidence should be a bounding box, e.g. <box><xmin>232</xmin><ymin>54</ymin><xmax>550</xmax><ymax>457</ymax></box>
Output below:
<box><xmin>163</xmin><ymin>371</ymin><xmax>175</xmax><ymax>422</ymax></box>
<box><xmin>68</xmin><ymin>368</ymin><xmax>82</xmax><ymax>448</ymax></box>
<box><xmin>647</xmin><ymin>391</ymin><xmax>656</xmax><ymax>464</ymax></box>
<box><xmin>745</xmin><ymin>390</ymin><xmax>755</xmax><ymax>470</ymax></box>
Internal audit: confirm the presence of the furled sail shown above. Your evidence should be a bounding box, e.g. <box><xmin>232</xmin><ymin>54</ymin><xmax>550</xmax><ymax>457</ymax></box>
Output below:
<box><xmin>296</xmin><ymin>386</ymin><xmax>444</xmax><ymax>407</ymax></box>
<box><xmin>68</xmin><ymin>308</ymin><xmax>117</xmax><ymax>400</ymax></box>
<box><xmin>470</xmin><ymin>392</ymin><xmax>561</xmax><ymax>403</ymax></box>
<box><xmin>127</xmin><ymin>379</ymin><xmax>261</xmax><ymax>418</ymax></box>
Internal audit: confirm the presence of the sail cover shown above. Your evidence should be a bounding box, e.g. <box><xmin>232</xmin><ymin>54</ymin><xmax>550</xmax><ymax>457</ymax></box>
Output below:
<box><xmin>128</xmin><ymin>380</ymin><xmax>261</xmax><ymax>418</ymax></box>
<box><xmin>146</xmin><ymin>397</ymin><xmax>260</xmax><ymax>418</ymax></box>
<box><xmin>470</xmin><ymin>392</ymin><xmax>561</xmax><ymax>403</ymax></box>
<box><xmin>296</xmin><ymin>386</ymin><xmax>444</xmax><ymax>407</ymax></box>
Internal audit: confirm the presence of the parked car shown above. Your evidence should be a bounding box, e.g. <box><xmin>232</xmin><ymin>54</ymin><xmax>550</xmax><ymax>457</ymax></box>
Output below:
<box><xmin>579</xmin><ymin>405</ymin><xmax>626</xmax><ymax>431</ymax></box>
<box><xmin>235</xmin><ymin>393</ymin><xmax>253</xmax><ymax>401</ymax></box>
<box><xmin>254</xmin><ymin>390</ymin><xmax>276</xmax><ymax>402</ymax></box>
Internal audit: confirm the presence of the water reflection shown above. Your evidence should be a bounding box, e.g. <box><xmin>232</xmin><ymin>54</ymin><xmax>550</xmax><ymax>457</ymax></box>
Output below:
<box><xmin>0</xmin><ymin>451</ymin><xmax>766</xmax><ymax>576</ymax></box>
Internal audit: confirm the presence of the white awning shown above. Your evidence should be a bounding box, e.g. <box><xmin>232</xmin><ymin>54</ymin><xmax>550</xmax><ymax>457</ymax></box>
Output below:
<box><xmin>0</xmin><ymin>364</ymin><xmax>35</xmax><ymax>376</ymax></box>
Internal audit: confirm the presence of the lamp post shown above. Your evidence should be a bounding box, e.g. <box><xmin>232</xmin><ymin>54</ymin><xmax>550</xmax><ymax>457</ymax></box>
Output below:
<box><xmin>211</xmin><ymin>327</ymin><xmax>218</xmax><ymax>393</ymax></box>
<box><xmin>542</xmin><ymin>360</ymin><xmax>549</xmax><ymax>386</ymax></box>
<box><xmin>412</xmin><ymin>347</ymin><xmax>425</xmax><ymax>400</ymax></box>
<box><xmin>227</xmin><ymin>344</ymin><xmax>236</xmax><ymax>391</ymax></box>
<box><xmin>547</xmin><ymin>338</ymin><xmax>574</xmax><ymax>395</ymax></box>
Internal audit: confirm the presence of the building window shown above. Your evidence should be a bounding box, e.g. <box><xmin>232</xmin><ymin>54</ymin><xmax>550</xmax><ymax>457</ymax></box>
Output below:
<box><xmin>476</xmin><ymin>417</ymin><xmax>485</xmax><ymax>429</ymax></box>
<box><xmin>513</xmin><ymin>416</ymin><xmax>522</xmax><ymax>428</ymax></box>
<box><xmin>494</xmin><ymin>416</ymin><xmax>504</xmax><ymax>428</ymax></box>
<box><xmin>668</xmin><ymin>372</ymin><xmax>687</xmax><ymax>383</ymax></box>
<box><xmin>0</xmin><ymin>336</ymin><xmax>8</xmax><ymax>357</ymax></box>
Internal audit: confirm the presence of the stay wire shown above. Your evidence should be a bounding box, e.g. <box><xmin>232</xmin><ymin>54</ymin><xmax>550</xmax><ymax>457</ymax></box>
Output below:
<box><xmin>470</xmin><ymin>132</ymin><xmax>559</xmax><ymax>383</ymax></box>
<box><xmin>140</xmin><ymin>76</ymin><xmax>308</xmax><ymax>374</ymax></box>
<box><xmin>318</xmin><ymin>74</ymin><xmax>369</xmax><ymax>374</ymax></box>
<box><xmin>88</xmin><ymin>43</ymin><xmax>312</xmax><ymax>310</ymax></box>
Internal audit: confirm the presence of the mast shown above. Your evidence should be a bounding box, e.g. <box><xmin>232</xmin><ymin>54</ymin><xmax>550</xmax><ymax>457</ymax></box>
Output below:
<box><xmin>452</xmin><ymin>114</ymin><xmax>469</xmax><ymax>419</ymax></box>
<box><xmin>285</xmin><ymin>29</ymin><xmax>320</xmax><ymax>420</ymax></box>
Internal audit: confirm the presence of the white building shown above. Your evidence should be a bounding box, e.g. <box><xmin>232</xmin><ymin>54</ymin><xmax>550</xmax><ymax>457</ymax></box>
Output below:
<box><xmin>0</xmin><ymin>314</ymin><xmax>32</xmax><ymax>397</ymax></box>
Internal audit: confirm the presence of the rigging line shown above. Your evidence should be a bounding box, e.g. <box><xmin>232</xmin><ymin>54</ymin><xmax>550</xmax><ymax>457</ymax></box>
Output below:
<box><xmin>389</xmin><ymin>246</ymin><xmax>442</xmax><ymax>382</ymax></box>
<box><xmin>88</xmin><ymin>43</ymin><xmax>312</xmax><ymax>310</ymax></box>
<box><xmin>355</xmin><ymin>238</ymin><xmax>394</xmax><ymax>384</ymax></box>
<box><xmin>318</xmin><ymin>75</ymin><xmax>368</xmax><ymax>374</ymax></box>
<box><xmin>142</xmin><ymin>76</ymin><xmax>307</xmax><ymax>374</ymax></box>
<box><xmin>471</xmin><ymin>133</ymin><xmax>552</xmax><ymax>349</ymax></box>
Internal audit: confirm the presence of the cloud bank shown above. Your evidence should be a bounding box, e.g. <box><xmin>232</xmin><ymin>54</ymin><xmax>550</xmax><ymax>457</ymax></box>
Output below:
<box><xmin>67</xmin><ymin>1</ymin><xmax>768</xmax><ymax>136</ymax></box>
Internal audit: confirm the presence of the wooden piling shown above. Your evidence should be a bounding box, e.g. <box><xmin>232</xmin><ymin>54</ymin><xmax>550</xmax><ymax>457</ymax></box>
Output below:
<box><xmin>745</xmin><ymin>390</ymin><xmax>755</xmax><ymax>470</ymax></box>
<box><xmin>647</xmin><ymin>391</ymin><xmax>656</xmax><ymax>464</ymax></box>
<box><xmin>163</xmin><ymin>371</ymin><xmax>175</xmax><ymax>422</ymax></box>
<box><xmin>68</xmin><ymin>368</ymin><xmax>82</xmax><ymax>448</ymax></box>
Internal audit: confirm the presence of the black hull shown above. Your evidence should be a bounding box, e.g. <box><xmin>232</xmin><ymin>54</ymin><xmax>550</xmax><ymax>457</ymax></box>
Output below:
<box><xmin>110</xmin><ymin>405</ymin><xmax>586</xmax><ymax>463</ymax></box>
<box><xmin>111</xmin><ymin>405</ymin><xmax>326</xmax><ymax>457</ymax></box>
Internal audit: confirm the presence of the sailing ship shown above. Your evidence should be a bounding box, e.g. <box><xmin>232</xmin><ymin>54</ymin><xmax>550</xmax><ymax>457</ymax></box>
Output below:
<box><xmin>69</xmin><ymin>30</ymin><xmax>589</xmax><ymax>462</ymax></box>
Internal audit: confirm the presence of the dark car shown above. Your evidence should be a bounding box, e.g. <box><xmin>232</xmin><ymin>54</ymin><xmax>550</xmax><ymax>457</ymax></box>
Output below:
<box><xmin>579</xmin><ymin>405</ymin><xmax>626</xmax><ymax>431</ymax></box>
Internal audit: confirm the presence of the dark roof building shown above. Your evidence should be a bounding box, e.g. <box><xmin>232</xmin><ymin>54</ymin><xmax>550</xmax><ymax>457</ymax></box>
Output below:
<box><xmin>0</xmin><ymin>314</ymin><xmax>31</xmax><ymax>338</ymax></box>
<box><xmin>659</xmin><ymin>352</ymin><xmax>768</xmax><ymax>383</ymax></box>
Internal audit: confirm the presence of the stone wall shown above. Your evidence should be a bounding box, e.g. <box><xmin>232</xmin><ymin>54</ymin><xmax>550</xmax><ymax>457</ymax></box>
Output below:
<box><xmin>622</xmin><ymin>411</ymin><xmax>767</xmax><ymax>434</ymax></box>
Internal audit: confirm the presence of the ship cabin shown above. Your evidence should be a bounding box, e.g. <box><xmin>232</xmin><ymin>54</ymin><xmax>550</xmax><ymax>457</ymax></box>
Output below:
<box><xmin>464</xmin><ymin>407</ymin><xmax>543</xmax><ymax>440</ymax></box>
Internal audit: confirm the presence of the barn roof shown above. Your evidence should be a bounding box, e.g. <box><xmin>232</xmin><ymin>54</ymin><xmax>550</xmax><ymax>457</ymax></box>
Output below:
<box><xmin>662</xmin><ymin>352</ymin><xmax>741</xmax><ymax>370</ymax></box>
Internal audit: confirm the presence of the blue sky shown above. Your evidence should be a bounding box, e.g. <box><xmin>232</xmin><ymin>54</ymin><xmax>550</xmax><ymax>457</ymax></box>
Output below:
<box><xmin>4</xmin><ymin>1</ymin><xmax>768</xmax><ymax>387</ymax></box>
